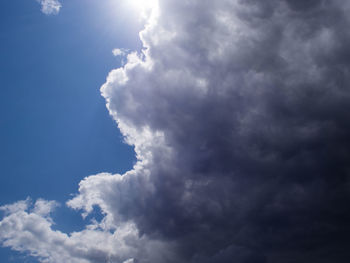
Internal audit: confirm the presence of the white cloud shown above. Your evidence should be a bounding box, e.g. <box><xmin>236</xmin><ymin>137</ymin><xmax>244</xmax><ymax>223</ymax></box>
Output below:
<box><xmin>0</xmin><ymin>199</ymin><xmax>172</xmax><ymax>263</ymax></box>
<box><xmin>37</xmin><ymin>0</ymin><xmax>62</xmax><ymax>15</ymax></box>
<box><xmin>112</xmin><ymin>48</ymin><xmax>129</xmax><ymax>57</ymax></box>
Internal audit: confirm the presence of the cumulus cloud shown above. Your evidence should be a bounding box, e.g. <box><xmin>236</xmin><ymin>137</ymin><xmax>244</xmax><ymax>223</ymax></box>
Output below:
<box><xmin>2</xmin><ymin>0</ymin><xmax>350</xmax><ymax>262</ymax></box>
<box><xmin>37</xmin><ymin>0</ymin><xmax>61</xmax><ymax>15</ymax></box>
<box><xmin>0</xmin><ymin>198</ymin><xmax>172</xmax><ymax>263</ymax></box>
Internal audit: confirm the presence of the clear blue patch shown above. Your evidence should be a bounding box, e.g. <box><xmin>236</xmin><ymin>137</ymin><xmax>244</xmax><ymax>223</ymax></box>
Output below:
<box><xmin>0</xmin><ymin>0</ymin><xmax>144</xmax><ymax>261</ymax></box>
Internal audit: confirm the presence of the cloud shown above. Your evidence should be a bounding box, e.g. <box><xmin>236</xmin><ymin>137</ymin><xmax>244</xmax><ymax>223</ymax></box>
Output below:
<box><xmin>0</xmin><ymin>198</ymin><xmax>172</xmax><ymax>263</ymax></box>
<box><xmin>2</xmin><ymin>0</ymin><xmax>350</xmax><ymax>262</ymax></box>
<box><xmin>37</xmin><ymin>0</ymin><xmax>61</xmax><ymax>15</ymax></box>
<box><xmin>112</xmin><ymin>48</ymin><xmax>129</xmax><ymax>57</ymax></box>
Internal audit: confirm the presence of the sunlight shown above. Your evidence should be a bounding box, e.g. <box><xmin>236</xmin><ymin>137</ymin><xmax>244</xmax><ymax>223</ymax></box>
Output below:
<box><xmin>127</xmin><ymin>0</ymin><xmax>157</xmax><ymax>13</ymax></box>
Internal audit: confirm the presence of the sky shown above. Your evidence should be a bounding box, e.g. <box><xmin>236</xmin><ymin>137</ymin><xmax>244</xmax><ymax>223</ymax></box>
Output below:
<box><xmin>0</xmin><ymin>0</ymin><xmax>139</xmax><ymax>261</ymax></box>
<box><xmin>1</xmin><ymin>0</ymin><xmax>350</xmax><ymax>263</ymax></box>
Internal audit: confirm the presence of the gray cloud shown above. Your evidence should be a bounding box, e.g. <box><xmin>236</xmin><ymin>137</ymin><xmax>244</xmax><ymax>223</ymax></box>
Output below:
<box><xmin>2</xmin><ymin>0</ymin><xmax>350</xmax><ymax>262</ymax></box>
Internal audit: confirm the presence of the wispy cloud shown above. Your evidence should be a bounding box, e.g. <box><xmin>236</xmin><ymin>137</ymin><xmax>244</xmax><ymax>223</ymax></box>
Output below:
<box><xmin>37</xmin><ymin>0</ymin><xmax>61</xmax><ymax>15</ymax></box>
<box><xmin>112</xmin><ymin>48</ymin><xmax>129</xmax><ymax>57</ymax></box>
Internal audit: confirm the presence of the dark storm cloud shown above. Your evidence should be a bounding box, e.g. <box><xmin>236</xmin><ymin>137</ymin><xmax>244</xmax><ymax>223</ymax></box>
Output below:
<box><xmin>1</xmin><ymin>0</ymin><xmax>350</xmax><ymax>262</ymax></box>
<box><xmin>99</xmin><ymin>1</ymin><xmax>350</xmax><ymax>262</ymax></box>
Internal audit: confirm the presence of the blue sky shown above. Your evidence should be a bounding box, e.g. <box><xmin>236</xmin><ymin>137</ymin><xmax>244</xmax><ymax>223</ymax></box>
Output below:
<box><xmin>0</xmin><ymin>1</ymin><xmax>140</xmax><ymax>261</ymax></box>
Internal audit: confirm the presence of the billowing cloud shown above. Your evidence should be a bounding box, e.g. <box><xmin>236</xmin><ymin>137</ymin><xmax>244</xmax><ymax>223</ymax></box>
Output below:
<box><xmin>0</xmin><ymin>198</ymin><xmax>172</xmax><ymax>263</ymax></box>
<box><xmin>2</xmin><ymin>0</ymin><xmax>350</xmax><ymax>262</ymax></box>
<box><xmin>37</xmin><ymin>0</ymin><xmax>61</xmax><ymax>15</ymax></box>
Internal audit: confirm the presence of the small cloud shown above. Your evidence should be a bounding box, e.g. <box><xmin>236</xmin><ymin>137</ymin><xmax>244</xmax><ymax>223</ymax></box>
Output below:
<box><xmin>112</xmin><ymin>48</ymin><xmax>129</xmax><ymax>57</ymax></box>
<box><xmin>37</xmin><ymin>0</ymin><xmax>62</xmax><ymax>15</ymax></box>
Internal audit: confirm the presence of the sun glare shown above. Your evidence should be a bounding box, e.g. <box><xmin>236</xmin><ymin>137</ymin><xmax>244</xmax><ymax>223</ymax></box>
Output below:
<box><xmin>128</xmin><ymin>0</ymin><xmax>157</xmax><ymax>12</ymax></box>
